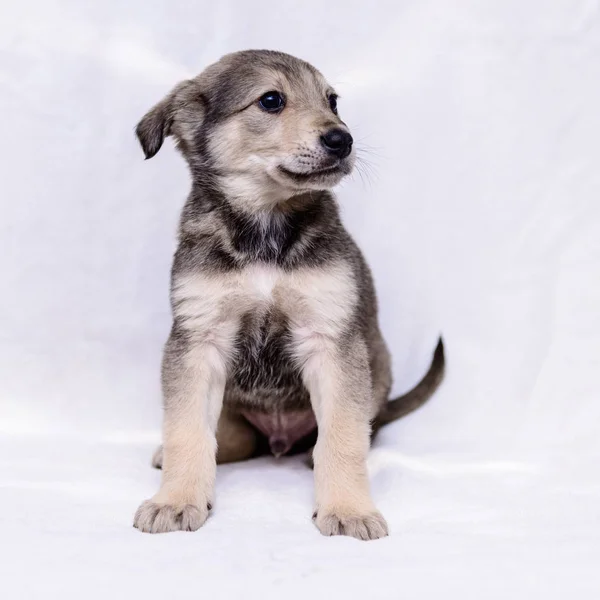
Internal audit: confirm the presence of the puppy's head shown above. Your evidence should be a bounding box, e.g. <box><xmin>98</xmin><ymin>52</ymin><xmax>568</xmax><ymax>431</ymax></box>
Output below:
<box><xmin>136</xmin><ymin>50</ymin><xmax>354</xmax><ymax>206</ymax></box>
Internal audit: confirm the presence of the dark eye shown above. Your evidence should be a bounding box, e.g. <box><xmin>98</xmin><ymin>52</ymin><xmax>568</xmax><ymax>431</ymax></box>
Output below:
<box><xmin>329</xmin><ymin>95</ymin><xmax>338</xmax><ymax>115</ymax></box>
<box><xmin>258</xmin><ymin>91</ymin><xmax>285</xmax><ymax>112</ymax></box>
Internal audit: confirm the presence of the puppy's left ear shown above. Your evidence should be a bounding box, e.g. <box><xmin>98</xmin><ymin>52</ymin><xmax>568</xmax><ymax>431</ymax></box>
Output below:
<box><xmin>135</xmin><ymin>81</ymin><xmax>192</xmax><ymax>160</ymax></box>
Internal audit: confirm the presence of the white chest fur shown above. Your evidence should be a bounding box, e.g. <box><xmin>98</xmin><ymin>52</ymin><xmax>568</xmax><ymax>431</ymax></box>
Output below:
<box><xmin>172</xmin><ymin>262</ymin><xmax>358</xmax><ymax>342</ymax></box>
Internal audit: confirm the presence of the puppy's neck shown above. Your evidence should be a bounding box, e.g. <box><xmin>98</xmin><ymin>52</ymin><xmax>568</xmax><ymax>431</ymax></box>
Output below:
<box><xmin>183</xmin><ymin>177</ymin><xmax>337</xmax><ymax>266</ymax></box>
<box><xmin>220</xmin><ymin>193</ymin><xmax>322</xmax><ymax>264</ymax></box>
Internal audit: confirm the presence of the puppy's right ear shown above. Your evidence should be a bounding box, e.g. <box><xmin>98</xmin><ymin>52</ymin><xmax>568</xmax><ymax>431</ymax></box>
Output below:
<box><xmin>135</xmin><ymin>81</ymin><xmax>191</xmax><ymax>160</ymax></box>
<box><xmin>136</xmin><ymin>98</ymin><xmax>172</xmax><ymax>160</ymax></box>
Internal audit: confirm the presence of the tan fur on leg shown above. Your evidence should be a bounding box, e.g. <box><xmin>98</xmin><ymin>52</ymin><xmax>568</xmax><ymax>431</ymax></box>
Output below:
<box><xmin>215</xmin><ymin>407</ymin><xmax>258</xmax><ymax>464</ymax></box>
<box><xmin>151</xmin><ymin>407</ymin><xmax>257</xmax><ymax>469</ymax></box>
<box><xmin>134</xmin><ymin>339</ymin><xmax>229</xmax><ymax>533</ymax></box>
<box><xmin>300</xmin><ymin>335</ymin><xmax>388</xmax><ymax>541</ymax></box>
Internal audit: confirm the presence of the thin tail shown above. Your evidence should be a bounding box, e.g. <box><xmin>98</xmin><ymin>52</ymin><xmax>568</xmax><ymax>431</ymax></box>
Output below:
<box><xmin>375</xmin><ymin>337</ymin><xmax>445</xmax><ymax>429</ymax></box>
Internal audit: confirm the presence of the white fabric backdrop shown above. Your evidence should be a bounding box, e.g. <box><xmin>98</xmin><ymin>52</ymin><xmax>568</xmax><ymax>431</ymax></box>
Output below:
<box><xmin>1</xmin><ymin>1</ymin><xmax>599</xmax><ymax>598</ymax></box>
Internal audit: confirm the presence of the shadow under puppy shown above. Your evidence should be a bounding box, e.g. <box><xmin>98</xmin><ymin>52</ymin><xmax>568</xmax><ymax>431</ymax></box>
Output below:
<box><xmin>133</xmin><ymin>50</ymin><xmax>444</xmax><ymax>540</ymax></box>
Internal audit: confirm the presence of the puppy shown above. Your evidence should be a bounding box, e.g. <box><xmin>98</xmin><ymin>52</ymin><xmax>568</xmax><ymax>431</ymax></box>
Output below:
<box><xmin>133</xmin><ymin>50</ymin><xmax>444</xmax><ymax>540</ymax></box>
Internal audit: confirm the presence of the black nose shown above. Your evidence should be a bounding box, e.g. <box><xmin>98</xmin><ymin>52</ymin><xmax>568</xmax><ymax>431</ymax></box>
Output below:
<box><xmin>320</xmin><ymin>128</ymin><xmax>353</xmax><ymax>159</ymax></box>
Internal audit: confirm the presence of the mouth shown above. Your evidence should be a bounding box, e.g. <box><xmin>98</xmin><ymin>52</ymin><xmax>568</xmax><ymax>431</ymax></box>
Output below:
<box><xmin>277</xmin><ymin>164</ymin><xmax>342</xmax><ymax>182</ymax></box>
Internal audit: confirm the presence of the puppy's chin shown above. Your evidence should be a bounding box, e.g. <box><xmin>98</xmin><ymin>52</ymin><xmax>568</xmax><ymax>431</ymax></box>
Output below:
<box><xmin>269</xmin><ymin>160</ymin><xmax>353</xmax><ymax>192</ymax></box>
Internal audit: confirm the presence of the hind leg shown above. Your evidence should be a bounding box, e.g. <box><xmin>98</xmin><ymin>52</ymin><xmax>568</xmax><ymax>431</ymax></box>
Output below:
<box><xmin>215</xmin><ymin>407</ymin><xmax>259</xmax><ymax>463</ymax></box>
<box><xmin>152</xmin><ymin>407</ymin><xmax>258</xmax><ymax>468</ymax></box>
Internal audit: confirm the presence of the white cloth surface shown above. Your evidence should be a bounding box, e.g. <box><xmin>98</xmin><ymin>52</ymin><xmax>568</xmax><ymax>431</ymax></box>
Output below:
<box><xmin>0</xmin><ymin>1</ymin><xmax>599</xmax><ymax>598</ymax></box>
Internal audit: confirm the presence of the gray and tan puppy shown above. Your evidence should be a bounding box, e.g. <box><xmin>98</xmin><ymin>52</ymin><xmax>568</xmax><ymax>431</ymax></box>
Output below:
<box><xmin>133</xmin><ymin>50</ymin><xmax>444</xmax><ymax>540</ymax></box>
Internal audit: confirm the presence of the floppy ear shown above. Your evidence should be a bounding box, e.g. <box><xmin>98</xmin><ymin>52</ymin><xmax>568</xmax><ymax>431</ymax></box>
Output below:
<box><xmin>135</xmin><ymin>81</ymin><xmax>194</xmax><ymax>159</ymax></box>
<box><xmin>136</xmin><ymin>96</ymin><xmax>173</xmax><ymax>159</ymax></box>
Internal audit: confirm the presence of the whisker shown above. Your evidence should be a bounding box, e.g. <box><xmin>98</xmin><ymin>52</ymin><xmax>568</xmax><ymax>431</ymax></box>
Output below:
<box><xmin>351</xmin><ymin>155</ymin><xmax>379</xmax><ymax>189</ymax></box>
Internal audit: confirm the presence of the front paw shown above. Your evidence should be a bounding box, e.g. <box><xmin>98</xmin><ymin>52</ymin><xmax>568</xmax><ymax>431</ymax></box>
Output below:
<box><xmin>313</xmin><ymin>508</ymin><xmax>388</xmax><ymax>540</ymax></box>
<box><xmin>133</xmin><ymin>500</ymin><xmax>208</xmax><ymax>533</ymax></box>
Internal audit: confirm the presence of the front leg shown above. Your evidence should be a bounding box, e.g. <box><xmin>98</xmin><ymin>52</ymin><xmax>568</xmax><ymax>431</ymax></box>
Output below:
<box><xmin>134</xmin><ymin>328</ymin><xmax>230</xmax><ymax>533</ymax></box>
<box><xmin>301</xmin><ymin>334</ymin><xmax>388</xmax><ymax>541</ymax></box>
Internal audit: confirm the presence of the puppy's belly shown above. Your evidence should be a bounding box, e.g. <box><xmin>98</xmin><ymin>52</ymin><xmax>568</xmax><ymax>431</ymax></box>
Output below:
<box><xmin>228</xmin><ymin>309</ymin><xmax>317</xmax><ymax>455</ymax></box>
<box><xmin>240</xmin><ymin>408</ymin><xmax>317</xmax><ymax>457</ymax></box>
